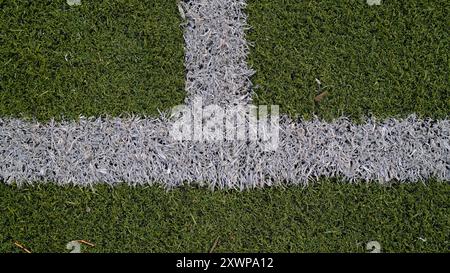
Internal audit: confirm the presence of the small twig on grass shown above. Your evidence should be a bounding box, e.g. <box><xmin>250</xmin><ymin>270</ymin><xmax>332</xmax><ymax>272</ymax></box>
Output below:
<box><xmin>14</xmin><ymin>241</ymin><xmax>32</xmax><ymax>253</ymax></box>
<box><xmin>314</xmin><ymin>78</ymin><xmax>328</xmax><ymax>102</ymax></box>
<box><xmin>314</xmin><ymin>91</ymin><xmax>329</xmax><ymax>102</ymax></box>
<box><xmin>77</xmin><ymin>240</ymin><xmax>95</xmax><ymax>247</ymax></box>
<box><xmin>209</xmin><ymin>236</ymin><xmax>220</xmax><ymax>253</ymax></box>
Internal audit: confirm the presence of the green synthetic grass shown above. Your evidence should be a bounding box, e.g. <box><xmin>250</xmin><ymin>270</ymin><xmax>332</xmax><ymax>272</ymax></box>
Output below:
<box><xmin>1</xmin><ymin>181</ymin><xmax>449</xmax><ymax>253</ymax></box>
<box><xmin>0</xmin><ymin>0</ymin><xmax>185</xmax><ymax>121</ymax></box>
<box><xmin>0</xmin><ymin>1</ymin><xmax>449</xmax><ymax>253</ymax></box>
<box><xmin>247</xmin><ymin>0</ymin><xmax>450</xmax><ymax>121</ymax></box>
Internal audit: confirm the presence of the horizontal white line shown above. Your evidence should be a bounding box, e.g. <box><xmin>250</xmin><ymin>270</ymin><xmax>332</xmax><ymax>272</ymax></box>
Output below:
<box><xmin>1</xmin><ymin>115</ymin><xmax>448</xmax><ymax>188</ymax></box>
<box><xmin>1</xmin><ymin>1</ymin><xmax>448</xmax><ymax>188</ymax></box>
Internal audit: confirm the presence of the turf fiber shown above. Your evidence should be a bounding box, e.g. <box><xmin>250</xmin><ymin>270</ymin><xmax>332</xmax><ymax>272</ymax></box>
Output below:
<box><xmin>0</xmin><ymin>0</ymin><xmax>186</xmax><ymax>121</ymax></box>
<box><xmin>1</xmin><ymin>181</ymin><xmax>449</xmax><ymax>253</ymax></box>
<box><xmin>247</xmin><ymin>0</ymin><xmax>449</xmax><ymax>121</ymax></box>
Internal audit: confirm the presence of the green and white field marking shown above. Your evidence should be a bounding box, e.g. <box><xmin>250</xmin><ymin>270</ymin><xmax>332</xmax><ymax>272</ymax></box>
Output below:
<box><xmin>0</xmin><ymin>0</ymin><xmax>449</xmax><ymax>252</ymax></box>
<box><xmin>1</xmin><ymin>0</ymin><xmax>448</xmax><ymax>187</ymax></box>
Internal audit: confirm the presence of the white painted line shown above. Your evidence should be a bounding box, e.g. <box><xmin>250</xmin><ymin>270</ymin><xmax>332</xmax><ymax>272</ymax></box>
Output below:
<box><xmin>1</xmin><ymin>0</ymin><xmax>448</xmax><ymax>188</ymax></box>
<box><xmin>1</xmin><ymin>116</ymin><xmax>448</xmax><ymax>188</ymax></box>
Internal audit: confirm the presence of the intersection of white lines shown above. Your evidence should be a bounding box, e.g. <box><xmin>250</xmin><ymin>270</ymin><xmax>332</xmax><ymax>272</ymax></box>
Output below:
<box><xmin>1</xmin><ymin>0</ymin><xmax>448</xmax><ymax>188</ymax></box>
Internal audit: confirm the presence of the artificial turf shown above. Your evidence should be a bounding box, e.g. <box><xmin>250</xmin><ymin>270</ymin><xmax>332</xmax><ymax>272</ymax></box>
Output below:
<box><xmin>1</xmin><ymin>181</ymin><xmax>449</xmax><ymax>253</ymax></box>
<box><xmin>0</xmin><ymin>0</ymin><xmax>449</xmax><ymax>253</ymax></box>
<box><xmin>0</xmin><ymin>0</ymin><xmax>185</xmax><ymax>121</ymax></box>
<box><xmin>247</xmin><ymin>0</ymin><xmax>449</xmax><ymax>121</ymax></box>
